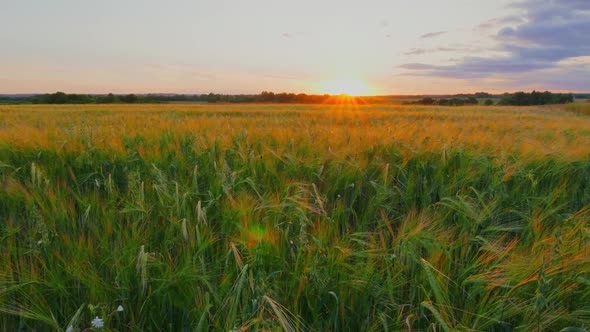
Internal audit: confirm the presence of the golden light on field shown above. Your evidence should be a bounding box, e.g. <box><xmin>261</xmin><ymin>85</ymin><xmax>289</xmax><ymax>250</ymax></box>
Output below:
<box><xmin>2</xmin><ymin>103</ymin><xmax>590</xmax><ymax>160</ymax></box>
<box><xmin>318</xmin><ymin>79</ymin><xmax>374</xmax><ymax>96</ymax></box>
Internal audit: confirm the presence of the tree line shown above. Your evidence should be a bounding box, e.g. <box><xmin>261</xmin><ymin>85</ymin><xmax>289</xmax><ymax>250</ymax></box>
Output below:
<box><xmin>411</xmin><ymin>91</ymin><xmax>575</xmax><ymax>106</ymax></box>
<box><xmin>0</xmin><ymin>90</ymin><xmax>582</xmax><ymax>105</ymax></box>
<box><xmin>410</xmin><ymin>96</ymin><xmax>481</xmax><ymax>106</ymax></box>
<box><xmin>0</xmin><ymin>91</ymin><xmax>362</xmax><ymax>104</ymax></box>
<box><xmin>497</xmin><ymin>91</ymin><xmax>574</xmax><ymax>105</ymax></box>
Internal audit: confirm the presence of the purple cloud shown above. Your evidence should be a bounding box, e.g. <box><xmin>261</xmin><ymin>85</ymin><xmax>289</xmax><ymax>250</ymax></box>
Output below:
<box><xmin>399</xmin><ymin>0</ymin><xmax>590</xmax><ymax>84</ymax></box>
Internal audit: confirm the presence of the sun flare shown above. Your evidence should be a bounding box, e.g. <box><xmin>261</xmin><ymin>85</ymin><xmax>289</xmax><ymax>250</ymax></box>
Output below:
<box><xmin>319</xmin><ymin>79</ymin><xmax>373</xmax><ymax>96</ymax></box>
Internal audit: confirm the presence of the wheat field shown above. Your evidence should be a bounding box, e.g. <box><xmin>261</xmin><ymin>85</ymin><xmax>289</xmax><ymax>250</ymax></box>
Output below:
<box><xmin>1</xmin><ymin>103</ymin><xmax>589</xmax><ymax>331</ymax></box>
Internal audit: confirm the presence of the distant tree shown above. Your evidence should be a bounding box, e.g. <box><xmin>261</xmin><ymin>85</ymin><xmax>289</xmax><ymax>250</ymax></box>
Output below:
<box><xmin>498</xmin><ymin>91</ymin><xmax>573</xmax><ymax>106</ymax></box>
<box><xmin>120</xmin><ymin>94</ymin><xmax>138</xmax><ymax>103</ymax></box>
<box><xmin>275</xmin><ymin>93</ymin><xmax>296</xmax><ymax>103</ymax></box>
<box><xmin>206</xmin><ymin>93</ymin><xmax>222</xmax><ymax>103</ymax></box>
<box><xmin>556</xmin><ymin>93</ymin><xmax>574</xmax><ymax>104</ymax></box>
<box><xmin>438</xmin><ymin>99</ymin><xmax>449</xmax><ymax>106</ymax></box>
<box><xmin>419</xmin><ymin>97</ymin><xmax>435</xmax><ymax>105</ymax></box>
<box><xmin>449</xmin><ymin>98</ymin><xmax>465</xmax><ymax>106</ymax></box>
<box><xmin>259</xmin><ymin>91</ymin><xmax>275</xmax><ymax>102</ymax></box>
<box><xmin>542</xmin><ymin>91</ymin><xmax>553</xmax><ymax>104</ymax></box>
<box><xmin>96</xmin><ymin>93</ymin><xmax>119</xmax><ymax>104</ymax></box>
<box><xmin>498</xmin><ymin>95</ymin><xmax>513</xmax><ymax>105</ymax></box>
<box><xmin>484</xmin><ymin>99</ymin><xmax>494</xmax><ymax>106</ymax></box>
<box><xmin>465</xmin><ymin>96</ymin><xmax>478</xmax><ymax>105</ymax></box>
<box><xmin>512</xmin><ymin>92</ymin><xmax>529</xmax><ymax>105</ymax></box>
<box><xmin>530</xmin><ymin>90</ymin><xmax>542</xmax><ymax>105</ymax></box>
<box><xmin>474</xmin><ymin>92</ymin><xmax>491</xmax><ymax>98</ymax></box>
<box><xmin>46</xmin><ymin>91</ymin><xmax>68</xmax><ymax>104</ymax></box>
<box><xmin>67</xmin><ymin>94</ymin><xmax>95</xmax><ymax>103</ymax></box>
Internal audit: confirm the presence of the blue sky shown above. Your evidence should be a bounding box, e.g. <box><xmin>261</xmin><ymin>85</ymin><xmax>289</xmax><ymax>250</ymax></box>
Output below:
<box><xmin>1</xmin><ymin>0</ymin><xmax>588</xmax><ymax>94</ymax></box>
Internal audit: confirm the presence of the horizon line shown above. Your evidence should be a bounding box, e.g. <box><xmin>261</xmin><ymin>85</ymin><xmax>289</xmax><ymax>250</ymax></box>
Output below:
<box><xmin>2</xmin><ymin>90</ymin><xmax>589</xmax><ymax>97</ymax></box>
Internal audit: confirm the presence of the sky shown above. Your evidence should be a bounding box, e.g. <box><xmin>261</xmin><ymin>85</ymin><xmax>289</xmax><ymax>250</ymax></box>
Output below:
<box><xmin>0</xmin><ymin>0</ymin><xmax>589</xmax><ymax>95</ymax></box>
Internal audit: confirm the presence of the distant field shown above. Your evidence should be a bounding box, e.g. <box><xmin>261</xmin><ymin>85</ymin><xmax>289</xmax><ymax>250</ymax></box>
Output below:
<box><xmin>2</xmin><ymin>103</ymin><xmax>590</xmax><ymax>159</ymax></box>
<box><xmin>1</xmin><ymin>103</ymin><xmax>589</xmax><ymax>331</ymax></box>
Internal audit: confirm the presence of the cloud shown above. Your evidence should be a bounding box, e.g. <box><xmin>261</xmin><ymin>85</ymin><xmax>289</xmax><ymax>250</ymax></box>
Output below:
<box><xmin>494</xmin><ymin>61</ymin><xmax>590</xmax><ymax>91</ymax></box>
<box><xmin>281</xmin><ymin>32</ymin><xmax>292</xmax><ymax>38</ymax></box>
<box><xmin>398</xmin><ymin>63</ymin><xmax>438</xmax><ymax>70</ymax></box>
<box><xmin>420</xmin><ymin>31</ymin><xmax>447</xmax><ymax>39</ymax></box>
<box><xmin>404</xmin><ymin>48</ymin><xmax>429</xmax><ymax>56</ymax></box>
<box><xmin>536</xmin><ymin>73</ymin><xmax>590</xmax><ymax>91</ymax></box>
<box><xmin>477</xmin><ymin>15</ymin><xmax>523</xmax><ymax>30</ymax></box>
<box><xmin>399</xmin><ymin>0</ymin><xmax>590</xmax><ymax>85</ymax></box>
<box><xmin>398</xmin><ymin>59</ymin><xmax>590</xmax><ymax>91</ymax></box>
<box><xmin>403</xmin><ymin>46</ymin><xmax>491</xmax><ymax>56</ymax></box>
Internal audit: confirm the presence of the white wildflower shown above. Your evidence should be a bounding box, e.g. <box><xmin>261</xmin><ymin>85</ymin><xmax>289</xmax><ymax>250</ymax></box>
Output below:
<box><xmin>91</xmin><ymin>316</ymin><xmax>104</xmax><ymax>328</ymax></box>
<box><xmin>117</xmin><ymin>305</ymin><xmax>124</xmax><ymax>312</ymax></box>
<box><xmin>65</xmin><ymin>326</ymin><xmax>74</xmax><ymax>332</ymax></box>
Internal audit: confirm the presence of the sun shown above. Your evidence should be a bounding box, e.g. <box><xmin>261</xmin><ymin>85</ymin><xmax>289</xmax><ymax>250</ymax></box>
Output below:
<box><xmin>319</xmin><ymin>79</ymin><xmax>373</xmax><ymax>96</ymax></box>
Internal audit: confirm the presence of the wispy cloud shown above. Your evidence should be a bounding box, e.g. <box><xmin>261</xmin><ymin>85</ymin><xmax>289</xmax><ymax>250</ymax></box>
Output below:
<box><xmin>477</xmin><ymin>15</ymin><xmax>523</xmax><ymax>30</ymax></box>
<box><xmin>403</xmin><ymin>46</ymin><xmax>491</xmax><ymax>56</ymax></box>
<box><xmin>420</xmin><ymin>31</ymin><xmax>447</xmax><ymax>39</ymax></box>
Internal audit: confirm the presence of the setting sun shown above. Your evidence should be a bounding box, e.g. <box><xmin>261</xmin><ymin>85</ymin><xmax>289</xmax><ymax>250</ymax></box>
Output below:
<box><xmin>318</xmin><ymin>79</ymin><xmax>374</xmax><ymax>96</ymax></box>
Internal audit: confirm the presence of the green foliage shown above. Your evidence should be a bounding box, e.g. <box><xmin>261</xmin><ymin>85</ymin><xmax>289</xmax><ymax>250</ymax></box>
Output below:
<box><xmin>499</xmin><ymin>91</ymin><xmax>575</xmax><ymax>106</ymax></box>
<box><xmin>95</xmin><ymin>93</ymin><xmax>119</xmax><ymax>104</ymax></box>
<box><xmin>416</xmin><ymin>96</ymin><xmax>483</xmax><ymax>106</ymax></box>
<box><xmin>32</xmin><ymin>92</ymin><xmax>97</xmax><ymax>104</ymax></box>
<box><xmin>0</xmin><ymin>131</ymin><xmax>589</xmax><ymax>331</ymax></box>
